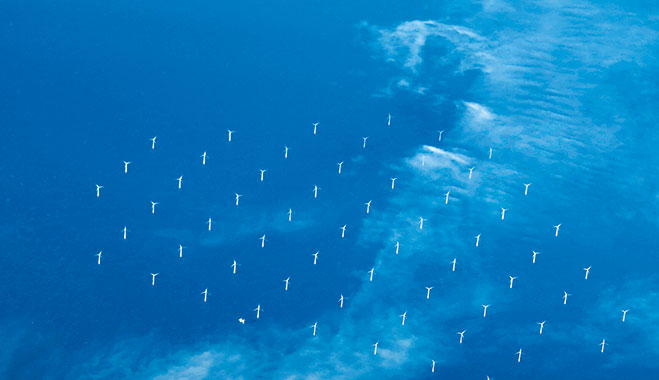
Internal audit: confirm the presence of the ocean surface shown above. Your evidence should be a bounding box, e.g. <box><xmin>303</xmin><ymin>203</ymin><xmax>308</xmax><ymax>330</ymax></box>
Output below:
<box><xmin>1</xmin><ymin>1</ymin><xmax>658</xmax><ymax>379</ymax></box>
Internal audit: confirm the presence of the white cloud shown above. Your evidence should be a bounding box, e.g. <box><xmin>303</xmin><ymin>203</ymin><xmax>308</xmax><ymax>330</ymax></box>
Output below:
<box><xmin>371</xmin><ymin>1</ymin><xmax>659</xmax><ymax>166</ymax></box>
<box><xmin>463</xmin><ymin>102</ymin><xmax>494</xmax><ymax>122</ymax></box>
<box><xmin>376</xmin><ymin>20</ymin><xmax>484</xmax><ymax>72</ymax></box>
<box><xmin>152</xmin><ymin>352</ymin><xmax>216</xmax><ymax>380</ymax></box>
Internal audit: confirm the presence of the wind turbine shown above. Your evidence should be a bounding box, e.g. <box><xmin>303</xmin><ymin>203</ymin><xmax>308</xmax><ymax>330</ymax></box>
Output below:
<box><xmin>201</xmin><ymin>288</ymin><xmax>208</xmax><ymax>303</ymax></box>
<box><xmin>284</xmin><ymin>145</ymin><xmax>289</xmax><ymax>158</ymax></box>
<box><xmin>176</xmin><ymin>176</ymin><xmax>183</xmax><ymax>189</ymax></box>
<box><xmin>425</xmin><ymin>286</ymin><xmax>433</xmax><ymax>299</ymax></box>
<box><xmin>235</xmin><ymin>193</ymin><xmax>242</xmax><ymax>206</ymax></box>
<box><xmin>312</xmin><ymin>122</ymin><xmax>319</xmax><ymax>135</ymax></box>
<box><xmin>584</xmin><ymin>266</ymin><xmax>591</xmax><ymax>279</ymax></box>
<box><xmin>563</xmin><ymin>291</ymin><xmax>571</xmax><ymax>305</ymax></box>
<box><xmin>488</xmin><ymin>147</ymin><xmax>493</xmax><ymax>160</ymax></box>
<box><xmin>457</xmin><ymin>330</ymin><xmax>466</xmax><ymax>344</ymax></box>
<box><xmin>509</xmin><ymin>276</ymin><xmax>517</xmax><ymax>289</ymax></box>
<box><xmin>150</xmin><ymin>136</ymin><xmax>157</xmax><ymax>149</ymax></box>
<box><xmin>532</xmin><ymin>251</ymin><xmax>540</xmax><ymax>263</ymax></box>
<box><xmin>283</xmin><ymin>277</ymin><xmax>290</xmax><ymax>291</ymax></box>
<box><xmin>538</xmin><ymin>321</ymin><xmax>546</xmax><ymax>334</ymax></box>
<box><xmin>254</xmin><ymin>304</ymin><xmax>262</xmax><ymax>319</ymax></box>
<box><xmin>501</xmin><ymin>208</ymin><xmax>508</xmax><ymax>220</ymax></box>
<box><xmin>554</xmin><ymin>224</ymin><xmax>561</xmax><ymax>237</ymax></box>
<box><xmin>387</xmin><ymin>113</ymin><xmax>391</xmax><ymax>126</ymax></box>
<box><xmin>310</xmin><ymin>322</ymin><xmax>318</xmax><ymax>336</ymax></box>
<box><xmin>287</xmin><ymin>208</ymin><xmax>292</xmax><ymax>222</ymax></box>
<box><xmin>122</xmin><ymin>226</ymin><xmax>127</xmax><ymax>240</ymax></box>
<box><xmin>337</xmin><ymin>161</ymin><xmax>344</xmax><ymax>174</ymax></box>
<box><xmin>468</xmin><ymin>167</ymin><xmax>475</xmax><ymax>180</ymax></box>
<box><xmin>178</xmin><ymin>244</ymin><xmax>184</xmax><ymax>258</ymax></box>
<box><xmin>227</xmin><ymin>129</ymin><xmax>234</xmax><ymax>142</ymax></box>
<box><xmin>372</xmin><ymin>342</ymin><xmax>379</xmax><ymax>356</ymax></box>
<box><xmin>368</xmin><ymin>267</ymin><xmax>375</xmax><ymax>282</ymax></box>
<box><xmin>475</xmin><ymin>234</ymin><xmax>481</xmax><ymax>247</ymax></box>
<box><xmin>231</xmin><ymin>260</ymin><xmax>238</xmax><ymax>274</ymax></box>
<box><xmin>123</xmin><ymin>161</ymin><xmax>130</xmax><ymax>173</ymax></box>
<box><xmin>150</xmin><ymin>273</ymin><xmax>159</xmax><ymax>286</ymax></box>
<box><xmin>444</xmin><ymin>191</ymin><xmax>450</xmax><ymax>205</ymax></box>
<box><xmin>95</xmin><ymin>184</ymin><xmax>103</xmax><ymax>198</ymax></box>
<box><xmin>207</xmin><ymin>218</ymin><xmax>212</xmax><ymax>231</ymax></box>
<box><xmin>259</xmin><ymin>234</ymin><xmax>266</xmax><ymax>248</ymax></box>
<box><xmin>418</xmin><ymin>217</ymin><xmax>426</xmax><ymax>230</ymax></box>
<box><xmin>150</xmin><ymin>201</ymin><xmax>159</xmax><ymax>214</ymax></box>
<box><xmin>340</xmin><ymin>225</ymin><xmax>347</xmax><ymax>238</ymax></box>
<box><xmin>365</xmin><ymin>200</ymin><xmax>372</xmax><ymax>214</ymax></box>
<box><xmin>400</xmin><ymin>311</ymin><xmax>407</xmax><ymax>326</ymax></box>
<box><xmin>260</xmin><ymin>169</ymin><xmax>267</xmax><ymax>182</ymax></box>
<box><xmin>394</xmin><ymin>241</ymin><xmax>400</xmax><ymax>255</ymax></box>
<box><xmin>96</xmin><ymin>251</ymin><xmax>102</xmax><ymax>265</ymax></box>
<box><xmin>390</xmin><ymin>177</ymin><xmax>397</xmax><ymax>189</ymax></box>
<box><xmin>515</xmin><ymin>349</ymin><xmax>522</xmax><ymax>362</ymax></box>
<box><xmin>312</xmin><ymin>251</ymin><xmax>319</xmax><ymax>265</ymax></box>
<box><xmin>482</xmin><ymin>304</ymin><xmax>490</xmax><ymax>317</ymax></box>
<box><xmin>621</xmin><ymin>309</ymin><xmax>629</xmax><ymax>322</ymax></box>
<box><xmin>437</xmin><ymin>130</ymin><xmax>444</xmax><ymax>142</ymax></box>
<box><xmin>201</xmin><ymin>151</ymin><xmax>207</xmax><ymax>165</ymax></box>
<box><xmin>600</xmin><ymin>339</ymin><xmax>607</xmax><ymax>353</ymax></box>
<box><xmin>338</xmin><ymin>294</ymin><xmax>345</xmax><ymax>308</ymax></box>
<box><xmin>451</xmin><ymin>258</ymin><xmax>457</xmax><ymax>272</ymax></box>
<box><xmin>362</xmin><ymin>136</ymin><xmax>368</xmax><ymax>149</ymax></box>
<box><xmin>524</xmin><ymin>183</ymin><xmax>531</xmax><ymax>195</ymax></box>
<box><xmin>313</xmin><ymin>185</ymin><xmax>320</xmax><ymax>199</ymax></box>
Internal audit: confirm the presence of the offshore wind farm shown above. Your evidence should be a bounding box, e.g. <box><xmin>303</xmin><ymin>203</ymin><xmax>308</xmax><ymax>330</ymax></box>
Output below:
<box><xmin>1</xmin><ymin>1</ymin><xmax>658</xmax><ymax>379</ymax></box>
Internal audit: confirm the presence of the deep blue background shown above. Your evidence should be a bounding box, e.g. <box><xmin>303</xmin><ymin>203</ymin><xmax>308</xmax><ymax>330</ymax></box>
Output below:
<box><xmin>1</xmin><ymin>1</ymin><xmax>657</xmax><ymax>379</ymax></box>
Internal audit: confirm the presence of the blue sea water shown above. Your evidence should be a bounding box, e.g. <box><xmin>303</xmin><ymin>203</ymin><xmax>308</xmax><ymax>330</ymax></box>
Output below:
<box><xmin>1</xmin><ymin>1</ymin><xmax>658</xmax><ymax>379</ymax></box>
